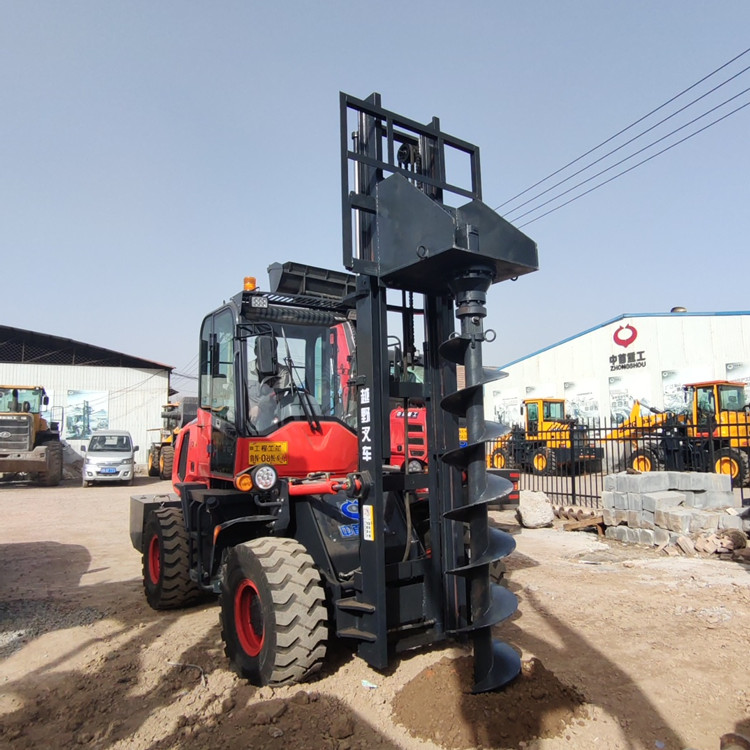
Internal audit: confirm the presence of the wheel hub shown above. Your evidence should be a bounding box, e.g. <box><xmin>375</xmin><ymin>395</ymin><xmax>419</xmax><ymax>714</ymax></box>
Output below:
<box><xmin>235</xmin><ymin>579</ymin><xmax>264</xmax><ymax>656</ymax></box>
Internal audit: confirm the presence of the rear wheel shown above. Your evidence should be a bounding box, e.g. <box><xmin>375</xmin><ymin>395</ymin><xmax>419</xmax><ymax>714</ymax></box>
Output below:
<box><xmin>531</xmin><ymin>447</ymin><xmax>557</xmax><ymax>475</ymax></box>
<box><xmin>220</xmin><ymin>537</ymin><xmax>328</xmax><ymax>687</ymax></box>
<box><xmin>628</xmin><ymin>448</ymin><xmax>660</xmax><ymax>473</ymax></box>
<box><xmin>714</xmin><ymin>448</ymin><xmax>749</xmax><ymax>488</ymax></box>
<box><xmin>147</xmin><ymin>448</ymin><xmax>160</xmax><ymax>477</ymax></box>
<box><xmin>490</xmin><ymin>448</ymin><xmax>514</xmax><ymax>470</ymax></box>
<box><xmin>159</xmin><ymin>446</ymin><xmax>174</xmax><ymax>480</ymax></box>
<box><xmin>142</xmin><ymin>507</ymin><xmax>202</xmax><ymax>609</ymax></box>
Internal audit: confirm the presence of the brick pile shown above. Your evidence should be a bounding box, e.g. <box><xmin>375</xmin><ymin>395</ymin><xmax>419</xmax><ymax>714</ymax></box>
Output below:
<box><xmin>601</xmin><ymin>471</ymin><xmax>746</xmax><ymax>548</ymax></box>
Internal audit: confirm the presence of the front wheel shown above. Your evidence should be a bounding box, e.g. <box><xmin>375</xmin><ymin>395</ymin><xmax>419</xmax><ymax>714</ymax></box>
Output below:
<box><xmin>220</xmin><ymin>537</ymin><xmax>328</xmax><ymax>687</ymax></box>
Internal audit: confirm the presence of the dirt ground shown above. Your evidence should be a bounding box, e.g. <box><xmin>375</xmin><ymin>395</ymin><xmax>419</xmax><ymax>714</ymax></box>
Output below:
<box><xmin>1</xmin><ymin>477</ymin><xmax>749</xmax><ymax>750</ymax></box>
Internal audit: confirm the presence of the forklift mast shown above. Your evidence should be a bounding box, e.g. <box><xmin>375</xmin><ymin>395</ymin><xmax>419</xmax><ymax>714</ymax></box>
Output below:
<box><xmin>340</xmin><ymin>93</ymin><xmax>538</xmax><ymax>692</ymax></box>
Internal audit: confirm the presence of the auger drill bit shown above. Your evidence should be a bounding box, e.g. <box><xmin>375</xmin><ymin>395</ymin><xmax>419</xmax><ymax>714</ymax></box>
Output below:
<box><xmin>440</xmin><ymin>265</ymin><xmax>521</xmax><ymax>694</ymax></box>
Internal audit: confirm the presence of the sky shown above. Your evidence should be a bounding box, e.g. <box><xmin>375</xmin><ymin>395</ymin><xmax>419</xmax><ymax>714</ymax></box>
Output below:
<box><xmin>2</xmin><ymin>1</ymin><xmax>749</xmax><ymax>397</ymax></box>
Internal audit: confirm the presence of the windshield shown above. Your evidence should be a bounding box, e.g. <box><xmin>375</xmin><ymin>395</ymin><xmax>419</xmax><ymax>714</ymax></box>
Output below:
<box><xmin>88</xmin><ymin>434</ymin><xmax>132</xmax><ymax>452</ymax></box>
<box><xmin>244</xmin><ymin>321</ymin><xmax>354</xmax><ymax>434</ymax></box>
<box><xmin>543</xmin><ymin>401</ymin><xmax>565</xmax><ymax>420</ymax></box>
<box><xmin>719</xmin><ymin>385</ymin><xmax>745</xmax><ymax>412</ymax></box>
<box><xmin>0</xmin><ymin>387</ymin><xmax>45</xmax><ymax>413</ymax></box>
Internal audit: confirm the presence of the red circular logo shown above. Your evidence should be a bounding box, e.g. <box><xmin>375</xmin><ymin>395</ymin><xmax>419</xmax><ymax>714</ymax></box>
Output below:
<box><xmin>613</xmin><ymin>324</ymin><xmax>637</xmax><ymax>348</ymax></box>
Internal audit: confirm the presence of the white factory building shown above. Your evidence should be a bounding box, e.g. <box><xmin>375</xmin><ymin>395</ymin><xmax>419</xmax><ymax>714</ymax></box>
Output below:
<box><xmin>0</xmin><ymin>325</ymin><xmax>172</xmax><ymax>465</ymax></box>
<box><xmin>486</xmin><ymin>311</ymin><xmax>750</xmax><ymax>426</ymax></box>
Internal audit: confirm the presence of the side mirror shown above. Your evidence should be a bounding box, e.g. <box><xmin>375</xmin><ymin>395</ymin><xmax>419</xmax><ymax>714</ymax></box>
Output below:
<box><xmin>81</xmin><ymin>445</ymin><xmax>86</xmax><ymax>452</ymax></box>
<box><xmin>43</xmin><ymin>395</ymin><xmax>49</xmax><ymax>406</ymax></box>
<box><xmin>133</xmin><ymin>445</ymin><xmax>139</xmax><ymax>452</ymax></box>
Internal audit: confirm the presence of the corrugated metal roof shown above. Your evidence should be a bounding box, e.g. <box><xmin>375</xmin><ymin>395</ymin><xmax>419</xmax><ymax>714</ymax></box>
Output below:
<box><xmin>0</xmin><ymin>325</ymin><xmax>172</xmax><ymax>370</ymax></box>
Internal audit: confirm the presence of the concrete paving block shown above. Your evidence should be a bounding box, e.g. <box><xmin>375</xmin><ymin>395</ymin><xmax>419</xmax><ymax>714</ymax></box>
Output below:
<box><xmin>669</xmin><ymin>472</ymin><xmax>714</xmax><ymax>492</ymax></box>
<box><xmin>680</xmin><ymin>491</ymin><xmax>703</xmax><ymax>508</ymax></box>
<box><xmin>654</xmin><ymin>508</ymin><xmax>669</xmax><ymax>528</ymax></box>
<box><xmin>689</xmin><ymin>511</ymin><xmax>720</xmax><ymax>534</ymax></box>
<box><xmin>653</xmin><ymin>527</ymin><xmax>670</xmax><ymax>546</ymax></box>
<box><xmin>603</xmin><ymin>475</ymin><xmax>617</xmax><ymax>492</ymax></box>
<box><xmin>602</xmin><ymin>507</ymin><xmax>616</xmax><ymax>526</ymax></box>
<box><xmin>642</xmin><ymin>490</ymin><xmax>686</xmax><ymax>512</ymax></box>
<box><xmin>601</xmin><ymin>490</ymin><xmax>615</xmax><ymax>510</ymax></box>
<box><xmin>627</xmin><ymin>492</ymin><xmax>643</xmax><ymax>511</ymax></box>
<box><xmin>614</xmin><ymin>509</ymin><xmax>629</xmax><ymax>525</ymax></box>
<box><xmin>700</xmin><ymin>472</ymin><xmax>732</xmax><ymax>492</ymax></box>
<box><xmin>605</xmin><ymin>525</ymin><xmax>628</xmax><ymax>542</ymax></box>
<box><xmin>636</xmin><ymin>528</ymin><xmax>655</xmax><ymax>545</ymax></box>
<box><xmin>640</xmin><ymin>510</ymin><xmax>655</xmax><ymax>530</ymax></box>
<box><xmin>624</xmin><ymin>527</ymin><xmax>639</xmax><ymax>543</ymax></box>
<box><xmin>627</xmin><ymin>510</ymin><xmax>641</xmax><ymax>528</ymax></box>
<box><xmin>632</xmin><ymin>472</ymin><xmax>671</xmax><ymax>493</ymax></box>
<box><xmin>665</xmin><ymin>509</ymin><xmax>692</xmax><ymax>535</ymax></box>
<box><xmin>719</xmin><ymin>513</ymin><xmax>744</xmax><ymax>531</ymax></box>
<box><xmin>613</xmin><ymin>491</ymin><xmax>629</xmax><ymax>510</ymax></box>
<box><xmin>701</xmin><ymin>490</ymin><xmax>738</xmax><ymax>509</ymax></box>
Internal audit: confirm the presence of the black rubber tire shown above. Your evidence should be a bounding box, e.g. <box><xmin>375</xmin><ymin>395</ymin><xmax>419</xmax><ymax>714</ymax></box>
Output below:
<box><xmin>714</xmin><ymin>448</ymin><xmax>750</xmax><ymax>488</ymax></box>
<box><xmin>142</xmin><ymin>507</ymin><xmax>202</xmax><ymax>609</ymax></box>
<box><xmin>147</xmin><ymin>448</ymin><xmax>160</xmax><ymax>477</ymax></box>
<box><xmin>490</xmin><ymin>448</ymin><xmax>515</xmax><ymax>470</ymax></box>
<box><xmin>159</xmin><ymin>445</ymin><xmax>174</xmax><ymax>480</ymax></box>
<box><xmin>531</xmin><ymin>447</ymin><xmax>557</xmax><ymax>476</ymax></box>
<box><xmin>628</xmin><ymin>448</ymin><xmax>661</xmax><ymax>473</ymax></box>
<box><xmin>39</xmin><ymin>441</ymin><xmax>63</xmax><ymax>486</ymax></box>
<box><xmin>220</xmin><ymin>537</ymin><xmax>328</xmax><ymax>687</ymax></box>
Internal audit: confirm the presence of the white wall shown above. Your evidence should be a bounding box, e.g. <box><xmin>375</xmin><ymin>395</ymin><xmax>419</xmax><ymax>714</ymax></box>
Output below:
<box><xmin>486</xmin><ymin>313</ymin><xmax>750</xmax><ymax>425</ymax></box>
<box><xmin>0</xmin><ymin>363</ymin><xmax>169</xmax><ymax>465</ymax></box>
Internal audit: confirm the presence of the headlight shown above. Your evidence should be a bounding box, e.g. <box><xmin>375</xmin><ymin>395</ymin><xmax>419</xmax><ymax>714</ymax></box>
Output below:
<box><xmin>407</xmin><ymin>459</ymin><xmax>424</xmax><ymax>473</ymax></box>
<box><xmin>251</xmin><ymin>464</ymin><xmax>278</xmax><ymax>491</ymax></box>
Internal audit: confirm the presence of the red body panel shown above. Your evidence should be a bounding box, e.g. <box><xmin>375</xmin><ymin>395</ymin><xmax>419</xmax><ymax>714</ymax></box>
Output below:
<box><xmin>173</xmin><ymin>407</ymin><xmax>357</xmax><ymax>489</ymax></box>
<box><xmin>240</xmin><ymin>420</ymin><xmax>358</xmax><ymax>478</ymax></box>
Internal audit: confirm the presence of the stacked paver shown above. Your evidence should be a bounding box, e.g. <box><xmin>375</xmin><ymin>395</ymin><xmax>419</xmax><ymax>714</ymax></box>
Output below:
<box><xmin>601</xmin><ymin>471</ymin><xmax>743</xmax><ymax>547</ymax></box>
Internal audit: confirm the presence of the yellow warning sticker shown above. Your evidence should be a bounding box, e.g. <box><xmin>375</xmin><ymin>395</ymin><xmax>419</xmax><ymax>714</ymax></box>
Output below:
<box><xmin>459</xmin><ymin>427</ymin><xmax>468</xmax><ymax>443</ymax></box>
<box><xmin>362</xmin><ymin>504</ymin><xmax>375</xmax><ymax>541</ymax></box>
<box><xmin>248</xmin><ymin>441</ymin><xmax>288</xmax><ymax>465</ymax></box>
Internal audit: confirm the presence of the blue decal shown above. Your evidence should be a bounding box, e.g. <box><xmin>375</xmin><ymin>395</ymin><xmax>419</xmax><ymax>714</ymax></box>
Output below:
<box><xmin>340</xmin><ymin>523</ymin><xmax>360</xmax><ymax>538</ymax></box>
<box><xmin>341</xmin><ymin>499</ymin><xmax>359</xmax><ymax>521</ymax></box>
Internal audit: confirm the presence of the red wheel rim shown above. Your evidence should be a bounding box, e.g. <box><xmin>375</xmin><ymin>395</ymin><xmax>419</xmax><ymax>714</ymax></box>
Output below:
<box><xmin>148</xmin><ymin>535</ymin><xmax>161</xmax><ymax>585</ymax></box>
<box><xmin>234</xmin><ymin>579</ymin><xmax>264</xmax><ymax>656</ymax></box>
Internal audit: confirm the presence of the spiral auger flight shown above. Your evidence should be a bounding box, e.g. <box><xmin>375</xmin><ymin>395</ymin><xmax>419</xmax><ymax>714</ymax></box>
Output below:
<box><xmin>439</xmin><ymin>265</ymin><xmax>521</xmax><ymax>694</ymax></box>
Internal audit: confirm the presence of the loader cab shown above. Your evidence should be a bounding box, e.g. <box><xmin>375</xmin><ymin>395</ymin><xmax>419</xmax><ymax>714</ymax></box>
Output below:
<box><xmin>522</xmin><ymin>398</ymin><xmax>565</xmax><ymax>437</ymax></box>
<box><xmin>686</xmin><ymin>380</ymin><xmax>748</xmax><ymax>437</ymax></box>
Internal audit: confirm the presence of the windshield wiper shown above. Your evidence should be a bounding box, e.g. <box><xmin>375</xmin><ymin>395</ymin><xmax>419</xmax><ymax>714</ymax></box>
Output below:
<box><xmin>280</xmin><ymin>328</ymin><xmax>322</xmax><ymax>434</ymax></box>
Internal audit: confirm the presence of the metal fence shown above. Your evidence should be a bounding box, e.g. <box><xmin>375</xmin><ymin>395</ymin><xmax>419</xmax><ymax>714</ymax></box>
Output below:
<box><xmin>488</xmin><ymin>416</ymin><xmax>750</xmax><ymax>510</ymax></box>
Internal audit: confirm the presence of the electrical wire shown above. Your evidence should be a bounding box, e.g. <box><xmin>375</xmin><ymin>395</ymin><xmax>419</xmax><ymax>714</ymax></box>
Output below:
<box><xmin>517</xmin><ymin>97</ymin><xmax>750</xmax><ymax>228</ymax></box>
<box><xmin>504</xmin><ymin>65</ymin><xmax>750</xmax><ymax>220</ymax></box>
<box><xmin>494</xmin><ymin>45</ymin><xmax>750</xmax><ymax>212</ymax></box>
<box><xmin>510</xmin><ymin>85</ymin><xmax>750</xmax><ymax>222</ymax></box>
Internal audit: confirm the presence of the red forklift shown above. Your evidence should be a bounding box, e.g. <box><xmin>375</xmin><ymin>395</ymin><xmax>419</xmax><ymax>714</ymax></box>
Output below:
<box><xmin>130</xmin><ymin>92</ymin><xmax>538</xmax><ymax>692</ymax></box>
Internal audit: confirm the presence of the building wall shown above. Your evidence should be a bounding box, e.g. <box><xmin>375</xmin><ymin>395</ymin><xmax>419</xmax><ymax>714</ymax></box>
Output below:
<box><xmin>487</xmin><ymin>312</ymin><xmax>750</xmax><ymax>426</ymax></box>
<box><xmin>0</xmin><ymin>363</ymin><xmax>169</xmax><ymax>465</ymax></box>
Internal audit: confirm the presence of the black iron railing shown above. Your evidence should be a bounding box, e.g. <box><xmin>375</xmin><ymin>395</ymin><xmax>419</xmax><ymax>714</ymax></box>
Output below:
<box><xmin>487</xmin><ymin>415</ymin><xmax>750</xmax><ymax>509</ymax></box>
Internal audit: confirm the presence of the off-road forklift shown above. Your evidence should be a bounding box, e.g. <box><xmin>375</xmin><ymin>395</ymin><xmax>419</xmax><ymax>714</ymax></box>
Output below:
<box><xmin>130</xmin><ymin>92</ymin><xmax>538</xmax><ymax>692</ymax></box>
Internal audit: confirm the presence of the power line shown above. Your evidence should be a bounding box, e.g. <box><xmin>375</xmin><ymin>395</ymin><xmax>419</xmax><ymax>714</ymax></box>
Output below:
<box><xmin>504</xmin><ymin>63</ymin><xmax>750</xmax><ymax>220</ymax></box>
<box><xmin>517</xmin><ymin>98</ymin><xmax>750</xmax><ymax>228</ymax></box>
<box><xmin>493</xmin><ymin>45</ymin><xmax>750</xmax><ymax>213</ymax></box>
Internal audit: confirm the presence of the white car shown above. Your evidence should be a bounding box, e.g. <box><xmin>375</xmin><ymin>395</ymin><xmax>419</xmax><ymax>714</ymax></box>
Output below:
<box><xmin>82</xmin><ymin>430</ymin><xmax>138</xmax><ymax>487</ymax></box>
